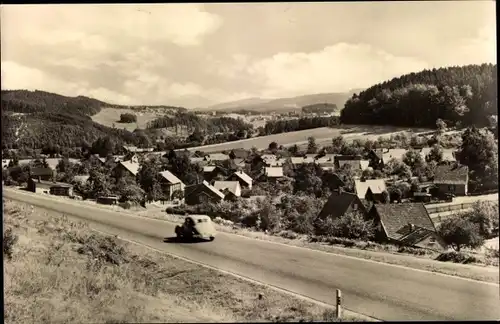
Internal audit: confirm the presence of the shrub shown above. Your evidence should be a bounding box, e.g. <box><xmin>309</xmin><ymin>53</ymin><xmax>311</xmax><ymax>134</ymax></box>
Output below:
<box><xmin>397</xmin><ymin>245</ymin><xmax>432</xmax><ymax>256</ymax></box>
<box><xmin>76</xmin><ymin>233</ymin><xmax>129</xmax><ymax>266</ymax></box>
<box><xmin>119</xmin><ymin>113</ymin><xmax>137</xmax><ymax>123</ymax></box>
<box><xmin>436</xmin><ymin>251</ymin><xmax>480</xmax><ymax>264</ymax></box>
<box><xmin>119</xmin><ymin>201</ymin><xmax>132</xmax><ymax>209</ymax></box>
<box><xmin>3</xmin><ymin>227</ymin><xmax>18</xmax><ymax>260</ymax></box>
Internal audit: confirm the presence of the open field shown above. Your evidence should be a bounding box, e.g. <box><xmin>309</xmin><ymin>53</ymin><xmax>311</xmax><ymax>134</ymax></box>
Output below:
<box><xmin>4</xmin><ymin>199</ymin><xmax>369</xmax><ymax>323</ymax></box>
<box><xmin>179</xmin><ymin>125</ymin><xmax>433</xmax><ymax>153</ymax></box>
<box><xmin>91</xmin><ymin>107</ymin><xmax>165</xmax><ymax>131</ymax></box>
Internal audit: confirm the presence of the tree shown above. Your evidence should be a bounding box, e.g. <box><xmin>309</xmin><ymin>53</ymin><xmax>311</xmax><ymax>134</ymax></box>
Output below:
<box><xmin>288</xmin><ymin>144</ymin><xmax>299</xmax><ymax>156</ymax></box>
<box><xmin>87</xmin><ymin>169</ymin><xmax>113</xmax><ymax>198</ymax></box>
<box><xmin>268</xmin><ymin>141</ymin><xmax>278</xmax><ymax>152</ymax></box>
<box><xmin>137</xmin><ymin>158</ymin><xmax>163</xmax><ymax>202</ymax></box>
<box><xmin>115</xmin><ymin>175</ymin><xmax>144</xmax><ymax>203</ymax></box>
<box><xmin>402</xmin><ymin>149</ymin><xmax>424</xmax><ymax>170</ymax></box>
<box><xmin>294</xmin><ymin>163</ymin><xmax>323</xmax><ymax>196</ymax></box>
<box><xmin>314</xmin><ymin>210</ymin><xmax>375</xmax><ymax>240</ymax></box>
<box><xmin>436</xmin><ymin>118</ymin><xmax>447</xmax><ymax>133</ymax></box>
<box><xmin>307</xmin><ymin>136</ymin><xmax>318</xmax><ymax>154</ymax></box>
<box><xmin>172</xmin><ymin>190</ymin><xmax>184</xmax><ymax>201</ymax></box>
<box><xmin>438</xmin><ymin>217</ymin><xmax>484</xmax><ymax>252</ymax></box>
<box><xmin>463</xmin><ymin>201</ymin><xmax>499</xmax><ymax>239</ymax></box>
<box><xmin>119</xmin><ymin>113</ymin><xmax>137</xmax><ymax>123</ymax></box>
<box><xmin>331</xmin><ymin>136</ymin><xmax>345</xmax><ymax>154</ymax></box>
<box><xmin>426</xmin><ymin>144</ymin><xmax>444</xmax><ymax>163</ymax></box>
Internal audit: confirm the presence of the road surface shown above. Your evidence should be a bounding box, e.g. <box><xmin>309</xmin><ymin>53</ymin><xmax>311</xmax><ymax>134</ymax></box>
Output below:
<box><xmin>4</xmin><ymin>189</ymin><xmax>499</xmax><ymax>321</ymax></box>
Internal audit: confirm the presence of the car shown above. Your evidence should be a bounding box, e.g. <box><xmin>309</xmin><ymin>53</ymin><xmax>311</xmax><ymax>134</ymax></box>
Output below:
<box><xmin>175</xmin><ymin>215</ymin><xmax>216</xmax><ymax>241</ymax></box>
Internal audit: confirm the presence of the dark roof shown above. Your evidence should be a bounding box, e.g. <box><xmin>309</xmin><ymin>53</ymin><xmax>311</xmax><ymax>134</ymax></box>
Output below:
<box><xmin>433</xmin><ymin>164</ymin><xmax>468</xmax><ymax>184</ymax></box>
<box><xmin>397</xmin><ymin>225</ymin><xmax>435</xmax><ymax>246</ymax></box>
<box><xmin>369</xmin><ymin>149</ymin><xmax>384</xmax><ymax>160</ymax></box>
<box><xmin>317</xmin><ymin>190</ymin><xmax>363</xmax><ymax>220</ymax></box>
<box><xmin>30</xmin><ymin>178</ymin><xmax>72</xmax><ymax>188</ymax></box>
<box><xmin>373</xmin><ymin>203</ymin><xmax>436</xmax><ymax>241</ymax></box>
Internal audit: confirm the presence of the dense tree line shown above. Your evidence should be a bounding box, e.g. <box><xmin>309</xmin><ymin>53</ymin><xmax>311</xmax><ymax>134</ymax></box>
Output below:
<box><xmin>301</xmin><ymin>103</ymin><xmax>338</xmax><ymax>114</ymax></box>
<box><xmin>146</xmin><ymin>112</ymin><xmax>254</xmax><ymax>134</ymax></box>
<box><xmin>341</xmin><ymin>64</ymin><xmax>497</xmax><ymax>128</ymax></box>
<box><xmin>262</xmin><ymin>116</ymin><xmax>340</xmax><ymax>135</ymax></box>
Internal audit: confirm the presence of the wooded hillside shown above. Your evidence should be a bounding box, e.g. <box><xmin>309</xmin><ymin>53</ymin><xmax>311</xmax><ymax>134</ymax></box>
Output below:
<box><xmin>340</xmin><ymin>64</ymin><xmax>497</xmax><ymax>128</ymax></box>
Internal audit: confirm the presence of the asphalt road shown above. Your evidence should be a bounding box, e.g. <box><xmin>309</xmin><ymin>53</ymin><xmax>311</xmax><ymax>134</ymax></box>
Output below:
<box><xmin>4</xmin><ymin>189</ymin><xmax>500</xmax><ymax>321</ymax></box>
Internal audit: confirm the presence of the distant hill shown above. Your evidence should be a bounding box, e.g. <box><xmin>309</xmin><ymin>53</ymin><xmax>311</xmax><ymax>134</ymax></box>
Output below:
<box><xmin>341</xmin><ymin>64</ymin><xmax>497</xmax><ymax>128</ymax></box>
<box><xmin>206</xmin><ymin>91</ymin><xmax>362</xmax><ymax>113</ymax></box>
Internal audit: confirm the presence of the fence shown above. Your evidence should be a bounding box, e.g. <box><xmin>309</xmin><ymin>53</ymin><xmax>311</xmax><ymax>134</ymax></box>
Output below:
<box><xmin>425</xmin><ymin>202</ymin><xmax>475</xmax><ymax>214</ymax></box>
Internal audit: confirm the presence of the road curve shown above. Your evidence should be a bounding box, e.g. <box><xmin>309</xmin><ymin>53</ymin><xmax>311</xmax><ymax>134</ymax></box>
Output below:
<box><xmin>4</xmin><ymin>189</ymin><xmax>500</xmax><ymax>321</ymax></box>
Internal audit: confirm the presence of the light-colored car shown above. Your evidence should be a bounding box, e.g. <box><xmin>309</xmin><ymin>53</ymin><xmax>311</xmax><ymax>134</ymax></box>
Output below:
<box><xmin>175</xmin><ymin>215</ymin><xmax>216</xmax><ymax>241</ymax></box>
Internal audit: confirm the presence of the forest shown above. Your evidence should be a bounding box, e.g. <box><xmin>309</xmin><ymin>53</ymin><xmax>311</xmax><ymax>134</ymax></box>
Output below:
<box><xmin>340</xmin><ymin>64</ymin><xmax>497</xmax><ymax>128</ymax></box>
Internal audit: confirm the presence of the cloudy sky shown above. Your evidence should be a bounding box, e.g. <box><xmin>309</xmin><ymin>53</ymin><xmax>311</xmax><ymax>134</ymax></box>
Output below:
<box><xmin>1</xmin><ymin>2</ymin><xmax>496</xmax><ymax>108</ymax></box>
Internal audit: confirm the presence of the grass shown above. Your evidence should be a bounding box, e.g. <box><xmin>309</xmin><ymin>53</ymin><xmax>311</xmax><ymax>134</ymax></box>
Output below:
<box><xmin>182</xmin><ymin>124</ymin><xmax>433</xmax><ymax>153</ymax></box>
<box><xmin>3</xmin><ymin>199</ymin><xmax>370</xmax><ymax>323</ymax></box>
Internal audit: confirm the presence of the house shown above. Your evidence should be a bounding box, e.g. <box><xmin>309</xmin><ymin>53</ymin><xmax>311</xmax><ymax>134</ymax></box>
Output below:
<box><xmin>184</xmin><ymin>180</ymin><xmax>225</xmax><ymax>205</ymax></box>
<box><xmin>30</xmin><ymin>167</ymin><xmax>56</xmax><ymax>182</ymax></box>
<box><xmin>263</xmin><ymin>167</ymin><xmax>284</xmax><ymax>182</ymax></box>
<box><xmin>337</xmin><ymin>159</ymin><xmax>370</xmax><ymax>171</ymax></box>
<box><xmin>305</xmin><ymin>154</ymin><xmax>319</xmax><ymax>160</ymax></box>
<box><xmin>114</xmin><ymin>161</ymin><xmax>141</xmax><ymax>178</ymax></box>
<box><xmin>226</xmin><ymin>170</ymin><xmax>253</xmax><ymax>190</ymax></box>
<box><xmin>213</xmin><ymin>181</ymin><xmax>242</xmax><ymax>200</ymax></box>
<box><xmin>316</xmin><ymin>189</ymin><xmax>368</xmax><ymax>222</ymax></box>
<box><xmin>159</xmin><ymin>170</ymin><xmax>185</xmax><ymax>201</ymax></box>
<box><xmin>368</xmin><ymin>203</ymin><xmax>447</xmax><ymax>251</ymax></box>
<box><xmin>27</xmin><ymin>178</ymin><xmax>73</xmax><ymax>196</ymax></box>
<box><xmin>366</xmin><ymin>149</ymin><xmax>384</xmax><ymax>169</ymax></box>
<box><xmin>203</xmin><ymin>165</ymin><xmax>230</xmax><ymax>182</ymax></box>
<box><xmin>290</xmin><ymin>157</ymin><xmax>306</xmax><ymax>167</ymax></box>
<box><xmin>433</xmin><ymin>163</ymin><xmax>469</xmax><ymax>197</ymax></box>
<box><xmin>355</xmin><ymin>178</ymin><xmax>387</xmax><ymax>201</ymax></box>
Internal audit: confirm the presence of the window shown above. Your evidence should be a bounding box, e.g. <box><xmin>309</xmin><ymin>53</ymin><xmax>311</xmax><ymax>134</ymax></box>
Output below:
<box><xmin>352</xmin><ymin>203</ymin><xmax>358</xmax><ymax>210</ymax></box>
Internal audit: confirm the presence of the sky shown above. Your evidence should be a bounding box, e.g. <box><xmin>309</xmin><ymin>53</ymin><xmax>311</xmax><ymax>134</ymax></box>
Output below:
<box><xmin>0</xmin><ymin>2</ymin><xmax>496</xmax><ymax>108</ymax></box>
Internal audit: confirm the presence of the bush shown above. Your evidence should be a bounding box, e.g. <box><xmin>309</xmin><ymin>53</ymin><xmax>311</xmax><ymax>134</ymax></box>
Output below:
<box><xmin>438</xmin><ymin>217</ymin><xmax>485</xmax><ymax>252</ymax></box>
<box><xmin>3</xmin><ymin>227</ymin><xmax>18</xmax><ymax>260</ymax></box>
<box><xmin>436</xmin><ymin>251</ymin><xmax>480</xmax><ymax>264</ymax></box>
<box><xmin>76</xmin><ymin>233</ymin><xmax>129</xmax><ymax>266</ymax></box>
<box><xmin>396</xmin><ymin>245</ymin><xmax>432</xmax><ymax>256</ymax></box>
<box><xmin>119</xmin><ymin>113</ymin><xmax>137</xmax><ymax>123</ymax></box>
<box><xmin>119</xmin><ymin>201</ymin><xmax>132</xmax><ymax>209</ymax></box>
<box><xmin>314</xmin><ymin>211</ymin><xmax>375</xmax><ymax>240</ymax></box>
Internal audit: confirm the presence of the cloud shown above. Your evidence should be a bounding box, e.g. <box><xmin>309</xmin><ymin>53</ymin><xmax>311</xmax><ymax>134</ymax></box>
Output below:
<box><xmin>1</xmin><ymin>4</ymin><xmax>222</xmax><ymax>48</ymax></box>
<box><xmin>1</xmin><ymin>61</ymin><xmax>133</xmax><ymax>104</ymax></box>
<box><xmin>245</xmin><ymin>43</ymin><xmax>430</xmax><ymax>98</ymax></box>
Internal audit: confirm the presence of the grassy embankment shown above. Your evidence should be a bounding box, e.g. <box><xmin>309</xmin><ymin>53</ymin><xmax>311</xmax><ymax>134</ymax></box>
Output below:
<box><xmin>4</xmin><ymin>199</ymin><xmax>368</xmax><ymax>323</ymax></box>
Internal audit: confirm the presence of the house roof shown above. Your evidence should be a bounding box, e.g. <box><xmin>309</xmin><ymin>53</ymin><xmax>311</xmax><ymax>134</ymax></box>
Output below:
<box><xmin>213</xmin><ymin>181</ymin><xmax>241</xmax><ymax>195</ymax></box>
<box><xmin>73</xmin><ymin>175</ymin><xmax>90</xmax><ymax>184</ymax></box>
<box><xmin>30</xmin><ymin>178</ymin><xmax>73</xmax><ymax>188</ymax></box>
<box><xmin>265</xmin><ymin>167</ymin><xmax>284</xmax><ymax>177</ymax></box>
<box><xmin>207</xmin><ymin>153</ymin><xmax>230</xmax><ymax>161</ymax></box>
<box><xmin>119</xmin><ymin>161</ymin><xmax>140</xmax><ymax>176</ymax></box>
<box><xmin>373</xmin><ymin>203</ymin><xmax>436</xmax><ymax>241</ymax></box>
<box><xmin>355</xmin><ymin>179</ymin><xmax>387</xmax><ymax>198</ymax></box>
<box><xmin>338</xmin><ymin>159</ymin><xmax>370</xmax><ymax>170</ymax></box>
<box><xmin>317</xmin><ymin>190</ymin><xmax>362</xmax><ymax>220</ymax></box>
<box><xmin>397</xmin><ymin>225</ymin><xmax>436</xmax><ymax>246</ymax></box>
<box><xmin>203</xmin><ymin>166</ymin><xmax>216</xmax><ymax>173</ymax></box>
<box><xmin>229</xmin><ymin>171</ymin><xmax>253</xmax><ymax>185</ymax></box>
<box><xmin>190</xmin><ymin>157</ymin><xmax>206</xmax><ymax>164</ymax></box>
<box><xmin>433</xmin><ymin>164</ymin><xmax>468</xmax><ymax>184</ymax></box>
<box><xmin>305</xmin><ymin>154</ymin><xmax>318</xmax><ymax>159</ymax></box>
<box><xmin>290</xmin><ymin>157</ymin><xmax>305</xmax><ymax>165</ymax></box>
<box><xmin>369</xmin><ymin>149</ymin><xmax>384</xmax><ymax>160</ymax></box>
<box><xmin>159</xmin><ymin>170</ymin><xmax>183</xmax><ymax>185</ymax></box>
<box><xmin>202</xmin><ymin>180</ymin><xmax>225</xmax><ymax>199</ymax></box>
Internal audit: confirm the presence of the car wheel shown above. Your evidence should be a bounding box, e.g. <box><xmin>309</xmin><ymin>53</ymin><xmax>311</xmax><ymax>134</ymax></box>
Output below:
<box><xmin>209</xmin><ymin>236</ymin><xmax>215</xmax><ymax>241</ymax></box>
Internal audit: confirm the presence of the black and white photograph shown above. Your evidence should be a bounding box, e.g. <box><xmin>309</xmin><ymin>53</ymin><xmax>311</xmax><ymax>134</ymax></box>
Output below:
<box><xmin>1</xmin><ymin>1</ymin><xmax>498</xmax><ymax>322</ymax></box>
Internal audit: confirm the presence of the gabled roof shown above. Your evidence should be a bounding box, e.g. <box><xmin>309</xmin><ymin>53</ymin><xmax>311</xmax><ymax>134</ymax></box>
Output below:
<box><xmin>355</xmin><ymin>179</ymin><xmax>387</xmax><ymax>199</ymax></box>
<box><xmin>202</xmin><ymin>180</ymin><xmax>225</xmax><ymax>199</ymax></box>
<box><xmin>290</xmin><ymin>157</ymin><xmax>305</xmax><ymax>165</ymax></box>
<box><xmin>159</xmin><ymin>170</ymin><xmax>184</xmax><ymax>185</ymax></box>
<box><xmin>261</xmin><ymin>154</ymin><xmax>277</xmax><ymax>161</ymax></box>
<box><xmin>30</xmin><ymin>178</ymin><xmax>73</xmax><ymax>189</ymax></box>
<box><xmin>213</xmin><ymin>181</ymin><xmax>241</xmax><ymax>195</ymax></box>
<box><xmin>369</xmin><ymin>149</ymin><xmax>384</xmax><ymax>160</ymax></box>
<box><xmin>338</xmin><ymin>159</ymin><xmax>370</xmax><ymax>170</ymax></box>
<box><xmin>433</xmin><ymin>164</ymin><xmax>468</xmax><ymax>184</ymax></box>
<box><xmin>317</xmin><ymin>190</ymin><xmax>363</xmax><ymax>220</ymax></box>
<box><xmin>229</xmin><ymin>171</ymin><xmax>253</xmax><ymax>185</ymax></box>
<box><xmin>382</xmin><ymin>149</ymin><xmax>408</xmax><ymax>164</ymax></box>
<box><xmin>303</xmin><ymin>157</ymin><xmax>316</xmax><ymax>164</ymax></box>
<box><xmin>119</xmin><ymin>161</ymin><xmax>140</xmax><ymax>176</ymax></box>
<box><xmin>305</xmin><ymin>154</ymin><xmax>319</xmax><ymax>159</ymax></box>
<box><xmin>265</xmin><ymin>167</ymin><xmax>284</xmax><ymax>177</ymax></box>
<box><xmin>397</xmin><ymin>225</ymin><xmax>436</xmax><ymax>246</ymax></box>
<box><xmin>373</xmin><ymin>203</ymin><xmax>436</xmax><ymax>241</ymax></box>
